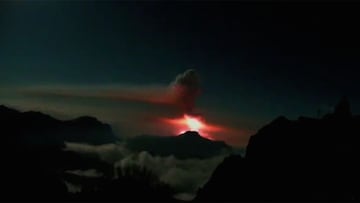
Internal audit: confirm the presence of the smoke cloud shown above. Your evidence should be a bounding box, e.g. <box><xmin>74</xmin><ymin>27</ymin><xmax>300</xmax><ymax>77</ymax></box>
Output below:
<box><xmin>18</xmin><ymin>69</ymin><xmax>200</xmax><ymax>114</ymax></box>
<box><xmin>170</xmin><ymin>69</ymin><xmax>200</xmax><ymax>114</ymax></box>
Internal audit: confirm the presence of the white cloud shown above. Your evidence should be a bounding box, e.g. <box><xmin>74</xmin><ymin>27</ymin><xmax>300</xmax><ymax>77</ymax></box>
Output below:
<box><xmin>65</xmin><ymin>142</ymin><xmax>130</xmax><ymax>163</ymax></box>
<box><xmin>64</xmin><ymin>142</ymin><xmax>227</xmax><ymax>200</ymax></box>
<box><xmin>65</xmin><ymin>169</ymin><xmax>103</xmax><ymax>178</ymax></box>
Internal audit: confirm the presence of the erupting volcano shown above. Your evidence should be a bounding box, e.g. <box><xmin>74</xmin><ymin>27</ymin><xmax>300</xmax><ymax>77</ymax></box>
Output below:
<box><xmin>162</xmin><ymin>114</ymin><xmax>224</xmax><ymax>140</ymax></box>
<box><xmin>155</xmin><ymin>69</ymin><xmax>226</xmax><ymax>141</ymax></box>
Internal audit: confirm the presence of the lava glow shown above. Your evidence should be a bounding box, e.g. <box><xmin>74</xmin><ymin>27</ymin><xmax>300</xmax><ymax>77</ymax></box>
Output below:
<box><xmin>161</xmin><ymin>114</ymin><xmax>224</xmax><ymax>140</ymax></box>
<box><xmin>184</xmin><ymin>115</ymin><xmax>203</xmax><ymax>131</ymax></box>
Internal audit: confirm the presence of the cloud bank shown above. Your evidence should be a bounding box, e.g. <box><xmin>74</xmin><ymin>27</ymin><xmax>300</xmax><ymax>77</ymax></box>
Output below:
<box><xmin>65</xmin><ymin>142</ymin><xmax>226</xmax><ymax>200</ymax></box>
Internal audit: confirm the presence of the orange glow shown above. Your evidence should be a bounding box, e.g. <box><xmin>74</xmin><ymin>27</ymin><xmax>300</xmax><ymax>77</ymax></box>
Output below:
<box><xmin>161</xmin><ymin>114</ymin><xmax>225</xmax><ymax>140</ymax></box>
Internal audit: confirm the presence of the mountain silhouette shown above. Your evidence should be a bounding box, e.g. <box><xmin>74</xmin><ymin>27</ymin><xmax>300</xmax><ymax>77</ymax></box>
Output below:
<box><xmin>0</xmin><ymin>105</ymin><xmax>179</xmax><ymax>201</ymax></box>
<box><xmin>0</xmin><ymin>105</ymin><xmax>118</xmax><ymax>147</ymax></box>
<box><xmin>196</xmin><ymin>98</ymin><xmax>360</xmax><ymax>201</ymax></box>
<box><xmin>126</xmin><ymin>131</ymin><xmax>232</xmax><ymax>159</ymax></box>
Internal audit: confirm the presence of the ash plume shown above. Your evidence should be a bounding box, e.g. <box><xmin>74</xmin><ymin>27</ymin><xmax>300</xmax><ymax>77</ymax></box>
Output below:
<box><xmin>170</xmin><ymin>69</ymin><xmax>200</xmax><ymax>114</ymax></box>
<box><xmin>16</xmin><ymin>69</ymin><xmax>201</xmax><ymax>114</ymax></box>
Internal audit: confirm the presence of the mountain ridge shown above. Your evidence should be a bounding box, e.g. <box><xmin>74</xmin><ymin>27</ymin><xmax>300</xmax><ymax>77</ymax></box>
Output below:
<box><xmin>0</xmin><ymin>105</ymin><xmax>118</xmax><ymax>147</ymax></box>
<box><xmin>196</xmin><ymin>97</ymin><xmax>360</xmax><ymax>201</ymax></box>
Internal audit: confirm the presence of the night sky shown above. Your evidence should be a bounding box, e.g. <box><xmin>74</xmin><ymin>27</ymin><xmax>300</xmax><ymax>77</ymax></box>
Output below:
<box><xmin>1</xmin><ymin>1</ymin><xmax>360</xmax><ymax>147</ymax></box>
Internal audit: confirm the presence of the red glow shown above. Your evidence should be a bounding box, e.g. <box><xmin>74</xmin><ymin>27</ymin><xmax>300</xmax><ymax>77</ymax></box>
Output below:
<box><xmin>161</xmin><ymin>114</ymin><xmax>224</xmax><ymax>140</ymax></box>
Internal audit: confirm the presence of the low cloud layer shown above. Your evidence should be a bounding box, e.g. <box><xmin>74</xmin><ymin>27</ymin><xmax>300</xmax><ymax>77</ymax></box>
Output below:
<box><xmin>65</xmin><ymin>142</ymin><xmax>227</xmax><ymax>200</ymax></box>
<box><xmin>65</xmin><ymin>142</ymin><xmax>130</xmax><ymax>163</ymax></box>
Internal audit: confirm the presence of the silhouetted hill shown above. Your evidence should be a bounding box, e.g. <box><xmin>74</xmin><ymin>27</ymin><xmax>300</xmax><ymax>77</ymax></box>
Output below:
<box><xmin>0</xmin><ymin>105</ymin><xmax>119</xmax><ymax>201</ymax></box>
<box><xmin>0</xmin><ymin>142</ymin><xmax>116</xmax><ymax>200</ymax></box>
<box><xmin>0</xmin><ymin>105</ymin><xmax>179</xmax><ymax>201</ymax></box>
<box><xmin>196</xmin><ymin>98</ymin><xmax>360</xmax><ymax>201</ymax></box>
<box><xmin>0</xmin><ymin>105</ymin><xmax>118</xmax><ymax>147</ymax></box>
<box><xmin>126</xmin><ymin>131</ymin><xmax>232</xmax><ymax>159</ymax></box>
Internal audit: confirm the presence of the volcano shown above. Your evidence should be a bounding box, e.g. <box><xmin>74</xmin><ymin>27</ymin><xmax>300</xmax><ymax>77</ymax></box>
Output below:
<box><xmin>178</xmin><ymin>131</ymin><xmax>203</xmax><ymax>139</ymax></box>
<box><xmin>126</xmin><ymin>131</ymin><xmax>232</xmax><ymax>159</ymax></box>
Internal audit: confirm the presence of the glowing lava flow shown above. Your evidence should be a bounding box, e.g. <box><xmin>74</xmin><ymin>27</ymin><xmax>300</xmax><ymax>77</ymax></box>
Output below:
<box><xmin>162</xmin><ymin>114</ymin><xmax>224</xmax><ymax>140</ymax></box>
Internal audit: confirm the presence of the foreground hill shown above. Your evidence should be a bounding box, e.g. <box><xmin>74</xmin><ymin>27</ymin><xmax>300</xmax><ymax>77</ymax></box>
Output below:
<box><xmin>196</xmin><ymin>97</ymin><xmax>360</xmax><ymax>201</ymax></box>
<box><xmin>0</xmin><ymin>105</ymin><xmax>176</xmax><ymax>201</ymax></box>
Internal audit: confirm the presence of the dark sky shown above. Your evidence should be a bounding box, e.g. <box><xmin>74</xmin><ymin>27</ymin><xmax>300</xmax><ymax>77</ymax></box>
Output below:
<box><xmin>1</xmin><ymin>1</ymin><xmax>359</xmax><ymax>146</ymax></box>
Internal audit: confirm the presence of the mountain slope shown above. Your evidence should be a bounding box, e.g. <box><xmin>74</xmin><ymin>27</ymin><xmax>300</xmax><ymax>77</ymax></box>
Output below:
<box><xmin>126</xmin><ymin>131</ymin><xmax>232</xmax><ymax>159</ymax></box>
<box><xmin>196</xmin><ymin>98</ymin><xmax>360</xmax><ymax>201</ymax></box>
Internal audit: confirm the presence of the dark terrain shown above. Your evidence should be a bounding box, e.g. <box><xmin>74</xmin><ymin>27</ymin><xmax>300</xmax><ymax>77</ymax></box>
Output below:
<box><xmin>0</xmin><ymin>105</ymin><xmax>175</xmax><ymax>201</ymax></box>
<box><xmin>196</xmin><ymin>97</ymin><xmax>360</xmax><ymax>201</ymax></box>
<box><xmin>0</xmin><ymin>105</ymin><xmax>226</xmax><ymax>201</ymax></box>
<box><xmin>2</xmin><ymin>97</ymin><xmax>358</xmax><ymax>201</ymax></box>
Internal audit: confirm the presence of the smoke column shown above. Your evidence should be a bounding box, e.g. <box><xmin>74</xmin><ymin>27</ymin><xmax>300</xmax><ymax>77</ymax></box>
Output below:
<box><xmin>170</xmin><ymin>69</ymin><xmax>200</xmax><ymax>114</ymax></box>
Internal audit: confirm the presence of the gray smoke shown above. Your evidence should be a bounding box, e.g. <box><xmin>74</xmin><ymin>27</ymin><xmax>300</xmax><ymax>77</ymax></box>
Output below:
<box><xmin>170</xmin><ymin>69</ymin><xmax>200</xmax><ymax>114</ymax></box>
